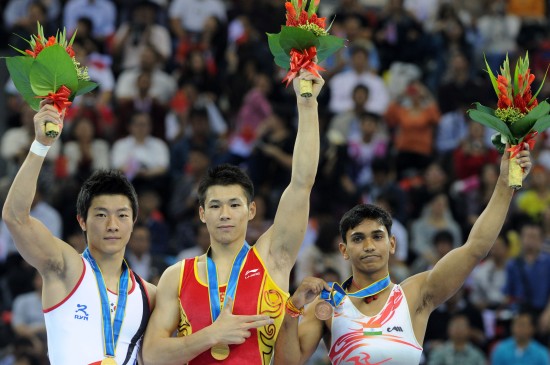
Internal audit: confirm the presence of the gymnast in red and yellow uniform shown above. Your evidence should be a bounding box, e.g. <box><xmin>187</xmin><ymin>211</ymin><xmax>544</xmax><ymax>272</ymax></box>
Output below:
<box><xmin>177</xmin><ymin>246</ymin><xmax>288</xmax><ymax>364</ymax></box>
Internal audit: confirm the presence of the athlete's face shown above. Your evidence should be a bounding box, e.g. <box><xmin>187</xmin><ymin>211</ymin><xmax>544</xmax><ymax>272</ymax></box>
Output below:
<box><xmin>199</xmin><ymin>184</ymin><xmax>256</xmax><ymax>246</ymax></box>
<box><xmin>77</xmin><ymin>194</ymin><xmax>134</xmax><ymax>256</ymax></box>
<box><xmin>339</xmin><ymin>219</ymin><xmax>395</xmax><ymax>275</ymax></box>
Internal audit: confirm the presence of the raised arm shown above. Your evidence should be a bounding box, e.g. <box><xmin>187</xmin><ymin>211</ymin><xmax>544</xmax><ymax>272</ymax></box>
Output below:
<box><xmin>416</xmin><ymin>146</ymin><xmax>532</xmax><ymax>310</ymax></box>
<box><xmin>2</xmin><ymin>104</ymin><xmax>81</xmax><ymax>281</ymax></box>
<box><xmin>143</xmin><ymin>264</ymin><xmax>274</xmax><ymax>365</ymax></box>
<box><xmin>256</xmin><ymin>72</ymin><xmax>323</xmax><ymax>283</ymax></box>
<box><xmin>274</xmin><ymin>277</ymin><xmax>330</xmax><ymax>365</ymax></box>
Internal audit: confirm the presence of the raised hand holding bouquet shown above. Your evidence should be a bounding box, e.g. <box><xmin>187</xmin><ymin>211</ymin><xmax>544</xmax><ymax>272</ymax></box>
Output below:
<box><xmin>4</xmin><ymin>23</ymin><xmax>97</xmax><ymax>138</ymax></box>
<box><xmin>267</xmin><ymin>0</ymin><xmax>344</xmax><ymax>97</ymax></box>
<box><xmin>468</xmin><ymin>53</ymin><xmax>550</xmax><ymax>189</ymax></box>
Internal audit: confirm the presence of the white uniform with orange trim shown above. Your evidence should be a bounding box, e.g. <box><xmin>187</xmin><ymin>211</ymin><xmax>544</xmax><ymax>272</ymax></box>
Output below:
<box><xmin>43</xmin><ymin>257</ymin><xmax>151</xmax><ymax>365</ymax></box>
<box><xmin>328</xmin><ymin>284</ymin><xmax>423</xmax><ymax>365</ymax></box>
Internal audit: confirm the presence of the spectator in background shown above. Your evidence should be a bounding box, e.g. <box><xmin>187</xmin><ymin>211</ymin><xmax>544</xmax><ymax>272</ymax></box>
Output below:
<box><xmin>1</xmin><ymin>105</ymin><xmax>60</xmax><ymax>178</ymax></box>
<box><xmin>328</xmin><ymin>45</ymin><xmax>390</xmax><ymax>116</ymax></box>
<box><xmin>11</xmin><ymin>270</ymin><xmax>46</xmax><ymax>342</ymax></box>
<box><xmin>360</xmin><ymin>158</ymin><xmax>409</xmax><ymax>223</ymax></box>
<box><xmin>3</xmin><ymin>0</ymin><xmax>60</xmax><ymax>32</ymax></box>
<box><xmin>111</xmin><ymin>113</ymin><xmax>170</xmax><ymax>195</ymax></box>
<box><xmin>437</xmin><ymin>52</ymin><xmax>486</xmax><ymax>115</ymax></box>
<box><xmin>226</xmin><ymin>72</ymin><xmax>273</xmax><ymax>163</ymax></box>
<box><xmin>116</xmin><ymin>71</ymin><xmax>168</xmax><ymax>139</ymax></box>
<box><xmin>115</xmin><ymin>45</ymin><xmax>177</xmax><ymax>105</ymax></box>
<box><xmin>411</xmin><ymin>194</ymin><xmax>462</xmax><ymax>265</ymax></box>
<box><xmin>504</xmin><ymin>222</ymin><xmax>550</xmax><ymax>331</ymax></box>
<box><xmin>374</xmin><ymin>0</ymin><xmax>426</xmax><ymax>71</ymax></box>
<box><xmin>136</xmin><ymin>190</ymin><xmax>170</xmax><ymax>256</ymax></box>
<box><xmin>5</xmin><ymin>2</ymin><xmax>56</xmax><ymax>55</ymax></box>
<box><xmin>112</xmin><ymin>0</ymin><xmax>171</xmax><ymax>71</ymax></box>
<box><xmin>491</xmin><ymin>311</ymin><xmax>550</xmax><ymax>365</ymax></box>
<box><xmin>469</xmin><ymin>234</ymin><xmax>510</xmax><ymax>342</ymax></box>
<box><xmin>425</xmin><ymin>287</ymin><xmax>486</xmax><ymax>352</ymax></box>
<box><xmin>70</xmin><ymin>38</ymin><xmax>115</xmax><ymax>108</ymax></box>
<box><xmin>63</xmin><ymin>0</ymin><xmax>117</xmax><ymax>41</ymax></box>
<box><xmin>176</xmin><ymin>223</ymin><xmax>210</xmax><ymax>260</ymax></box>
<box><xmin>62</xmin><ymin>88</ymin><xmax>117</xmax><ymax>143</ymax></box>
<box><xmin>295</xmin><ymin>215</ymin><xmax>350</xmax><ymax>287</ymax></box>
<box><xmin>0</xmin><ymin>184</ymin><xmax>62</xmax><ymax>263</ymax></box>
<box><xmin>411</xmin><ymin>229</ymin><xmax>454</xmax><ymax>274</ymax></box>
<box><xmin>247</xmin><ymin>108</ymin><xmax>296</xmax><ymax>214</ymax></box>
<box><xmin>126</xmin><ymin>223</ymin><xmax>166</xmax><ymax>284</ymax></box>
<box><xmin>385</xmin><ymin>79</ymin><xmax>440</xmax><ymax>179</ymax></box>
<box><xmin>169</xmin><ymin>107</ymin><xmax>220</xmax><ymax>181</ymax></box>
<box><xmin>453</xmin><ymin>119</ymin><xmax>499</xmax><ymax>180</ymax></box>
<box><xmin>476</xmin><ymin>0</ymin><xmax>521</xmax><ymax>72</ymax></box>
<box><xmin>63</xmin><ymin>116</ymin><xmax>110</xmax><ymax>182</ymax></box>
<box><xmin>470</xmin><ymin>235</ymin><xmax>509</xmax><ymax>311</ymax></box>
<box><xmin>346</xmin><ymin>112</ymin><xmax>389</xmax><ymax>189</ymax></box>
<box><xmin>515</xmin><ymin>165</ymin><xmax>550</xmax><ymax>222</ymax></box>
<box><xmin>169</xmin><ymin>0</ymin><xmax>226</xmax><ymax>47</ymax></box>
<box><xmin>328</xmin><ymin>84</ymin><xmax>371</xmax><ymax>141</ymax></box>
<box><xmin>169</xmin><ymin>148</ymin><xmax>211</xmax><ymax>250</ymax></box>
<box><xmin>428</xmin><ymin>314</ymin><xmax>486</xmax><ymax>365</ymax></box>
<box><xmin>408</xmin><ymin>162</ymin><xmax>451</xmax><ymax>221</ymax></box>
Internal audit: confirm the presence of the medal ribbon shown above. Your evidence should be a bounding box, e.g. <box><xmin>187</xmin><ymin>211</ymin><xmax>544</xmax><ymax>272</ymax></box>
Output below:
<box><xmin>207</xmin><ymin>242</ymin><xmax>250</xmax><ymax>322</ymax></box>
<box><xmin>83</xmin><ymin>248</ymin><xmax>129</xmax><ymax>358</ymax></box>
<box><xmin>320</xmin><ymin>274</ymin><xmax>391</xmax><ymax>307</ymax></box>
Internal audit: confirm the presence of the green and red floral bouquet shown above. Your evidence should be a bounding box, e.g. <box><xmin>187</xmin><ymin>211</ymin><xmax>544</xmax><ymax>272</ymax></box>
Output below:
<box><xmin>5</xmin><ymin>22</ymin><xmax>97</xmax><ymax>137</ymax></box>
<box><xmin>267</xmin><ymin>0</ymin><xmax>344</xmax><ymax>97</ymax></box>
<box><xmin>468</xmin><ymin>53</ymin><xmax>550</xmax><ymax>189</ymax></box>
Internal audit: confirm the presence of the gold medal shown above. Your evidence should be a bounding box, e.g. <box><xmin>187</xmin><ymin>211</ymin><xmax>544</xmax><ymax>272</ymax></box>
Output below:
<box><xmin>101</xmin><ymin>358</ymin><xmax>117</xmax><ymax>365</ymax></box>
<box><xmin>315</xmin><ymin>301</ymin><xmax>333</xmax><ymax>320</ymax></box>
<box><xmin>211</xmin><ymin>344</ymin><xmax>230</xmax><ymax>360</ymax></box>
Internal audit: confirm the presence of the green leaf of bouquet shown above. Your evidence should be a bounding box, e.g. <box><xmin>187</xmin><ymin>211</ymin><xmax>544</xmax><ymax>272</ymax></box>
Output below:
<box><xmin>72</xmin><ymin>79</ymin><xmax>98</xmax><ymax>99</ymax></box>
<box><xmin>279</xmin><ymin>26</ymin><xmax>318</xmax><ymax>54</ymax></box>
<box><xmin>510</xmin><ymin>101</ymin><xmax>550</xmax><ymax>136</ymax></box>
<box><xmin>317</xmin><ymin>35</ymin><xmax>345</xmax><ymax>63</ymax></box>
<box><xmin>267</xmin><ymin>32</ymin><xmax>290</xmax><ymax>69</ymax></box>
<box><xmin>29</xmin><ymin>45</ymin><xmax>78</xmax><ymax>96</ymax></box>
<box><xmin>5</xmin><ymin>56</ymin><xmax>41</xmax><ymax>111</ymax></box>
<box><xmin>473</xmin><ymin>102</ymin><xmax>497</xmax><ymax>115</ymax></box>
<box><xmin>531</xmin><ymin>115</ymin><xmax>550</xmax><ymax>134</ymax></box>
<box><xmin>468</xmin><ymin>108</ymin><xmax>513</xmax><ymax>140</ymax></box>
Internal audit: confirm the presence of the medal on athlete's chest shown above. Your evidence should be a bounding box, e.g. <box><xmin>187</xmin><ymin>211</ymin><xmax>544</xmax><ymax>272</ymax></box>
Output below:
<box><xmin>101</xmin><ymin>358</ymin><xmax>117</xmax><ymax>365</ymax></box>
<box><xmin>206</xmin><ymin>243</ymin><xmax>250</xmax><ymax>360</ymax></box>
<box><xmin>211</xmin><ymin>344</ymin><xmax>230</xmax><ymax>360</ymax></box>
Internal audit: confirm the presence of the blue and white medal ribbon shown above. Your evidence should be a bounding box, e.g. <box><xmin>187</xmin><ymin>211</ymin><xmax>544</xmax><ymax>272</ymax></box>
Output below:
<box><xmin>83</xmin><ymin>248</ymin><xmax>129</xmax><ymax>362</ymax></box>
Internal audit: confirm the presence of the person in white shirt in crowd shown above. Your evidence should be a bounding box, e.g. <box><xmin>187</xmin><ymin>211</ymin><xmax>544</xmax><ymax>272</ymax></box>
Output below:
<box><xmin>63</xmin><ymin>0</ymin><xmax>117</xmax><ymax>41</ymax></box>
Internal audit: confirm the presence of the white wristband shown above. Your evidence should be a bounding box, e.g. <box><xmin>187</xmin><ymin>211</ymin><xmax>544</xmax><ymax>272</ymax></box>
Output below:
<box><xmin>30</xmin><ymin>140</ymin><xmax>51</xmax><ymax>157</ymax></box>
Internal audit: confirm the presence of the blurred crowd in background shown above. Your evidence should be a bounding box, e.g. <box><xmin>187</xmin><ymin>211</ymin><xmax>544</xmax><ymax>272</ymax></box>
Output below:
<box><xmin>1</xmin><ymin>0</ymin><xmax>550</xmax><ymax>364</ymax></box>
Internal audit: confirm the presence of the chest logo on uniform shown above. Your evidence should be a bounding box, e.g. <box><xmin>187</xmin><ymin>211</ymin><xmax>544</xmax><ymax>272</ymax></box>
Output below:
<box><xmin>74</xmin><ymin>304</ymin><xmax>89</xmax><ymax>321</ymax></box>
<box><xmin>387</xmin><ymin>326</ymin><xmax>403</xmax><ymax>333</ymax></box>
<box><xmin>245</xmin><ymin>268</ymin><xmax>260</xmax><ymax>279</ymax></box>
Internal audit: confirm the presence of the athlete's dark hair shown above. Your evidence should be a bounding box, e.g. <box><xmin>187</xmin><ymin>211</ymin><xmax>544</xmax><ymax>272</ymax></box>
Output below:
<box><xmin>197</xmin><ymin>164</ymin><xmax>254</xmax><ymax>208</ymax></box>
<box><xmin>76</xmin><ymin>170</ymin><xmax>138</xmax><ymax>220</ymax></box>
<box><xmin>339</xmin><ymin>204</ymin><xmax>392</xmax><ymax>243</ymax></box>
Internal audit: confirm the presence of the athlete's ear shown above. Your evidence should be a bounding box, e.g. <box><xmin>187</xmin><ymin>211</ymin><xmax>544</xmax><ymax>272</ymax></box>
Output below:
<box><xmin>339</xmin><ymin>242</ymin><xmax>349</xmax><ymax>260</ymax></box>
<box><xmin>199</xmin><ymin>206</ymin><xmax>206</xmax><ymax>223</ymax></box>
<box><xmin>76</xmin><ymin>215</ymin><xmax>86</xmax><ymax>231</ymax></box>
<box><xmin>248</xmin><ymin>201</ymin><xmax>256</xmax><ymax>221</ymax></box>
<box><xmin>389</xmin><ymin>235</ymin><xmax>396</xmax><ymax>255</ymax></box>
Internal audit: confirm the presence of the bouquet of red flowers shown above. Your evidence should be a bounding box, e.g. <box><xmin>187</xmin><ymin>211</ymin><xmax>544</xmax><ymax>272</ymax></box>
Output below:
<box><xmin>5</xmin><ymin>22</ymin><xmax>97</xmax><ymax>137</ymax></box>
<box><xmin>267</xmin><ymin>0</ymin><xmax>344</xmax><ymax>97</ymax></box>
<box><xmin>468</xmin><ymin>53</ymin><xmax>550</xmax><ymax>189</ymax></box>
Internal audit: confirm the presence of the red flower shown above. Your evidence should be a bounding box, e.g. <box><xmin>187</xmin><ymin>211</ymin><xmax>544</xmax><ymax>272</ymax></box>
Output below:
<box><xmin>66</xmin><ymin>45</ymin><xmax>75</xmax><ymax>57</ymax></box>
<box><xmin>46</xmin><ymin>36</ymin><xmax>56</xmax><ymax>47</ymax></box>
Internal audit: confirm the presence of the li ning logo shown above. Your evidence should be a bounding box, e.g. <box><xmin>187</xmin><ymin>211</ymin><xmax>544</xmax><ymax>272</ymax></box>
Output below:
<box><xmin>74</xmin><ymin>304</ymin><xmax>89</xmax><ymax>321</ymax></box>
